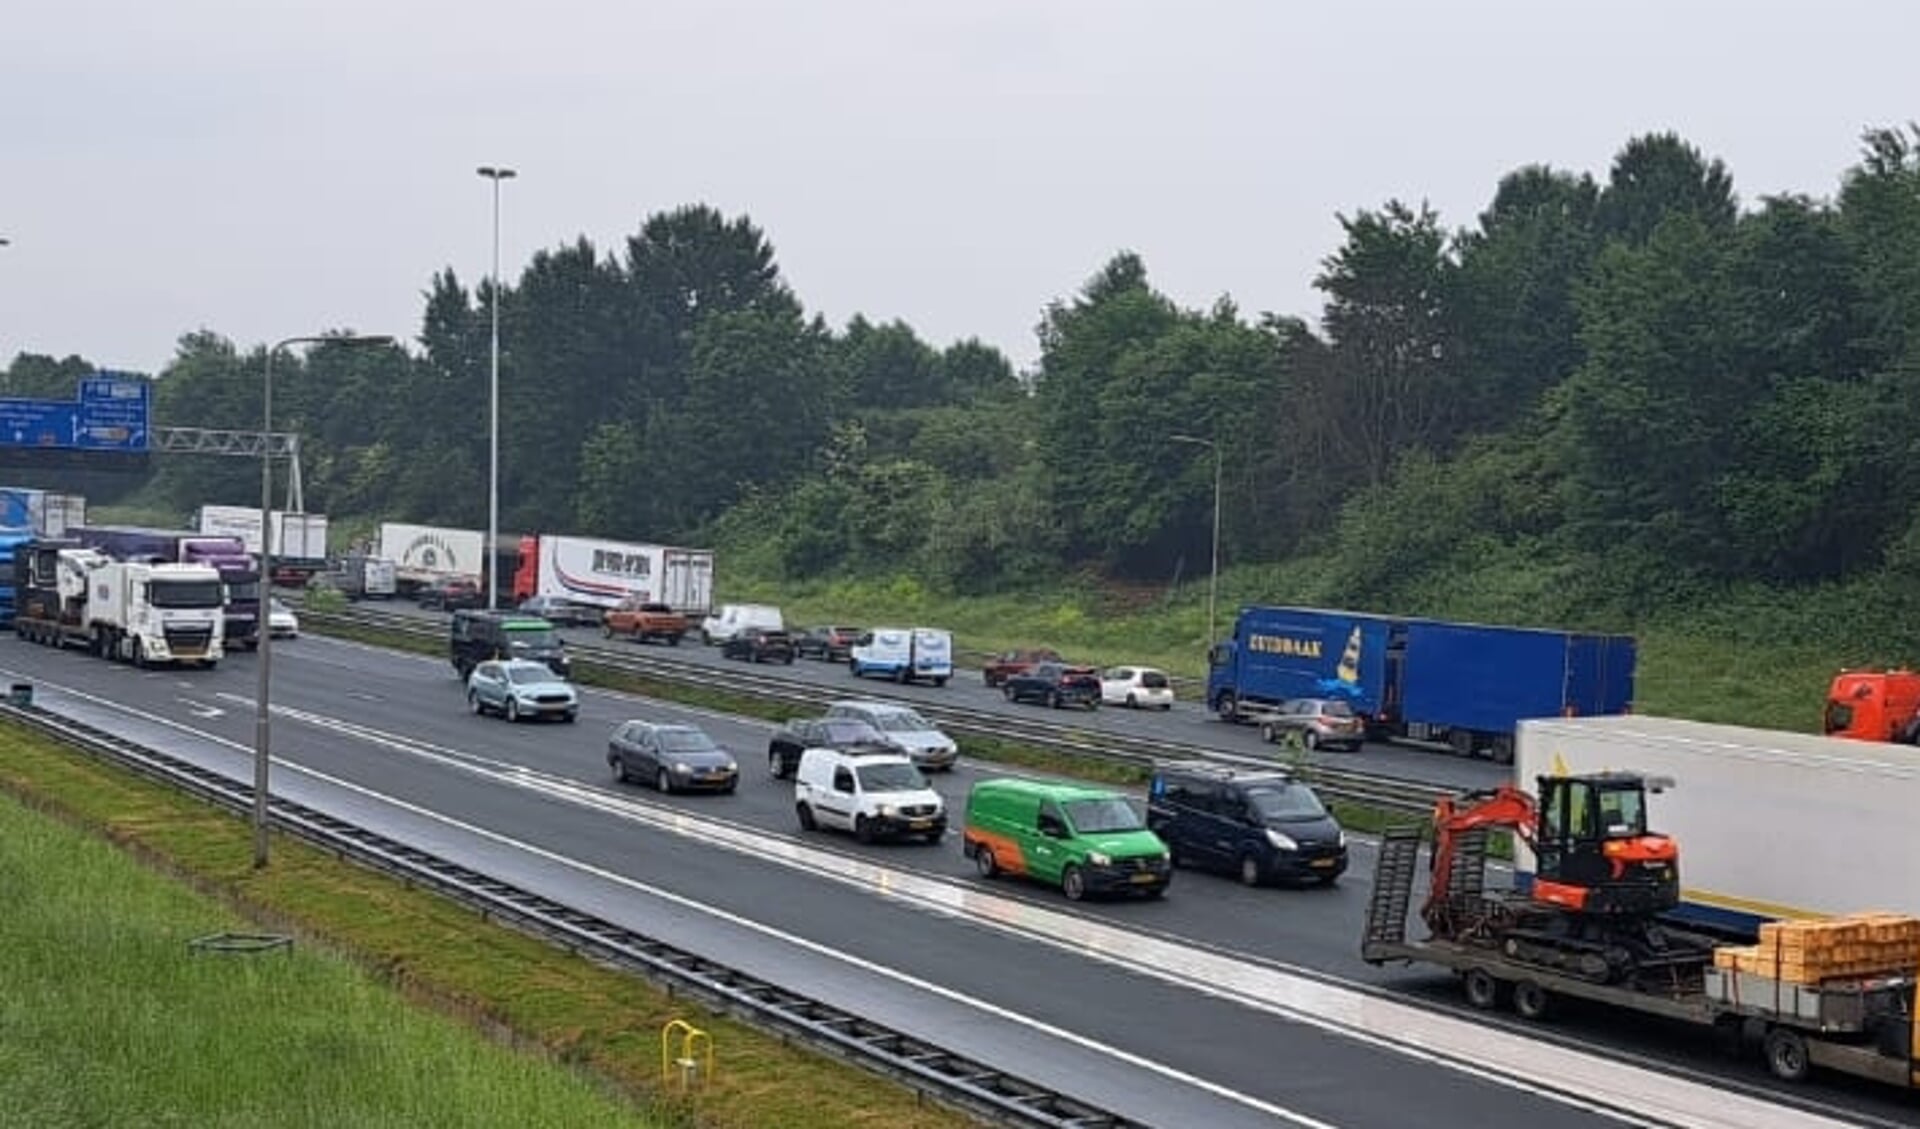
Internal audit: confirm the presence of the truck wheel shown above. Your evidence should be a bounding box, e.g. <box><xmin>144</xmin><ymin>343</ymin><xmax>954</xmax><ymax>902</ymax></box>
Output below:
<box><xmin>1217</xmin><ymin>692</ymin><xmax>1240</xmax><ymax>723</ymax></box>
<box><xmin>1512</xmin><ymin>980</ymin><xmax>1551</xmax><ymax>1021</ymax></box>
<box><xmin>131</xmin><ymin>639</ymin><xmax>147</xmax><ymax>669</ymax></box>
<box><xmin>1490</xmin><ymin>736</ymin><xmax>1515</xmax><ymax>765</ymax></box>
<box><xmin>1061</xmin><ymin>864</ymin><xmax>1087</xmax><ymax>902</ymax></box>
<box><xmin>1763</xmin><ymin>1027</ymin><xmax>1811</xmax><ymax>1083</ymax></box>
<box><xmin>1448</xmin><ymin>729</ymin><xmax>1476</xmax><ymax>758</ymax></box>
<box><xmin>1463</xmin><ymin>968</ymin><xmax>1502</xmax><ymax>1010</ymax></box>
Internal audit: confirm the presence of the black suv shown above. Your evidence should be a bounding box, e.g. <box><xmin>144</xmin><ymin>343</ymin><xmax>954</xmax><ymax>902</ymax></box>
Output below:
<box><xmin>1145</xmin><ymin>761</ymin><xmax>1347</xmax><ymax>887</ymax></box>
<box><xmin>450</xmin><ymin>610</ymin><xmax>572</xmax><ymax>680</ymax></box>
<box><xmin>721</xmin><ymin>625</ymin><xmax>796</xmax><ymax>664</ymax></box>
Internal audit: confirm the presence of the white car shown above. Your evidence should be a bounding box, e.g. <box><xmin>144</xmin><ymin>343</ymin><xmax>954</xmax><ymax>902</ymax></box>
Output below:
<box><xmin>700</xmin><ymin>602</ymin><xmax>783</xmax><ymax>645</ymax></box>
<box><xmin>1100</xmin><ymin>665</ymin><xmax>1175</xmax><ymax>710</ymax></box>
<box><xmin>268</xmin><ymin>598</ymin><xmax>300</xmax><ymax>639</ymax></box>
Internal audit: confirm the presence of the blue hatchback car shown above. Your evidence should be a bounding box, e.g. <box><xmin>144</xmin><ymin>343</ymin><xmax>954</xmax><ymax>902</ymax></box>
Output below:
<box><xmin>467</xmin><ymin>658</ymin><xmax>578</xmax><ymax>723</ymax></box>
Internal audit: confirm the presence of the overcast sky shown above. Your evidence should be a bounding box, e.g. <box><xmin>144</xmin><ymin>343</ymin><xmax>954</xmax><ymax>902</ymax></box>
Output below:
<box><xmin>4</xmin><ymin>1</ymin><xmax>1915</xmax><ymax>379</ymax></box>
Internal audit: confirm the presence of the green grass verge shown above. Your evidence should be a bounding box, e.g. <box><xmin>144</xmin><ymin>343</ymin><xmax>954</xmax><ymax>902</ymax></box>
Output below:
<box><xmin>0</xmin><ymin>721</ymin><xmax>972</xmax><ymax>1129</ymax></box>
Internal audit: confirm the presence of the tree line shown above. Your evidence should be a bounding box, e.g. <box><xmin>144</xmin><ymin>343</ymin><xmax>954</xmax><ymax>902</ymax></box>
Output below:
<box><xmin>8</xmin><ymin>125</ymin><xmax>1920</xmax><ymax>630</ymax></box>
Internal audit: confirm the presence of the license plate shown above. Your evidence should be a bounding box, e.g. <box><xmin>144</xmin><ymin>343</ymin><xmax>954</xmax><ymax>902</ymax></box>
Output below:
<box><xmin>1310</xmin><ymin>858</ymin><xmax>1338</xmax><ymax>869</ymax></box>
<box><xmin>1130</xmin><ymin>872</ymin><xmax>1160</xmax><ymax>885</ymax></box>
<box><xmin>910</xmin><ymin>819</ymin><xmax>933</xmax><ymax>830</ymax></box>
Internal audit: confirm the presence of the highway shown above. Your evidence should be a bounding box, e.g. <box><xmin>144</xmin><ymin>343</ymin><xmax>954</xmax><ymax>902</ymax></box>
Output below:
<box><xmin>363</xmin><ymin>599</ymin><xmax>1509</xmax><ymax>792</ymax></box>
<box><xmin>4</xmin><ymin>632</ymin><xmax>1911</xmax><ymax>1129</ymax></box>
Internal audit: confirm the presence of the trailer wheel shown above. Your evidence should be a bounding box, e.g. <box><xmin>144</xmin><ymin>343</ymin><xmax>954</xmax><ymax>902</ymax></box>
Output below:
<box><xmin>1490</xmin><ymin>736</ymin><xmax>1515</xmax><ymax>766</ymax></box>
<box><xmin>1511</xmin><ymin>980</ymin><xmax>1551</xmax><ymax>1021</ymax></box>
<box><xmin>1762</xmin><ymin>1026</ymin><xmax>1811</xmax><ymax>1083</ymax></box>
<box><xmin>1462</xmin><ymin>968</ymin><xmax>1502</xmax><ymax>1010</ymax></box>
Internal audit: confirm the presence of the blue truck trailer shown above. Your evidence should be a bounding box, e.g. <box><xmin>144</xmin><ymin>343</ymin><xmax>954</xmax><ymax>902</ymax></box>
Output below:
<box><xmin>1205</xmin><ymin>605</ymin><xmax>1636</xmax><ymax>763</ymax></box>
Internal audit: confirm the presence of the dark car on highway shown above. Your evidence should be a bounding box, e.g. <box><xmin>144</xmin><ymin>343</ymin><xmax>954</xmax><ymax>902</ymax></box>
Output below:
<box><xmin>418</xmin><ymin>576</ymin><xmax>483</xmax><ymax>611</ymax></box>
<box><xmin>608</xmin><ymin>720</ymin><xmax>739</xmax><ymax>794</ymax></box>
<box><xmin>766</xmin><ymin>716</ymin><xmax>901</xmax><ymax>779</ymax></box>
<box><xmin>795</xmin><ymin>625</ymin><xmax>862</xmax><ymax>662</ymax></box>
<box><xmin>1002</xmin><ymin>661</ymin><xmax>1101</xmax><ymax>710</ymax></box>
<box><xmin>982</xmin><ymin>647</ymin><xmax>1063</xmax><ymax>688</ymax></box>
<box><xmin>722</xmin><ymin>625</ymin><xmax>796</xmax><ymax>664</ymax></box>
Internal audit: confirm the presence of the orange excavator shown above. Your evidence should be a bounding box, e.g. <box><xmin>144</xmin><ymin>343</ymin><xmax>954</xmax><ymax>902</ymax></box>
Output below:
<box><xmin>1422</xmin><ymin>773</ymin><xmax>1712</xmax><ymax>985</ymax></box>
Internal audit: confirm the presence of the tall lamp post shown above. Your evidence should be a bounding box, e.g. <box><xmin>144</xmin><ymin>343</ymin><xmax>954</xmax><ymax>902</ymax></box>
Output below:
<box><xmin>1171</xmin><ymin>434</ymin><xmax>1222</xmax><ymax>646</ymax></box>
<box><xmin>255</xmin><ymin>333</ymin><xmax>393</xmax><ymax>869</ymax></box>
<box><xmin>476</xmin><ymin>165</ymin><xmax>516</xmax><ymax>609</ymax></box>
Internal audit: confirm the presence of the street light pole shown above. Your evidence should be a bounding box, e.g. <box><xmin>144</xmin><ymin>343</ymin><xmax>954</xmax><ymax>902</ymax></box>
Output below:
<box><xmin>1171</xmin><ymin>434</ymin><xmax>1222</xmax><ymax>646</ymax></box>
<box><xmin>254</xmin><ymin>333</ymin><xmax>392</xmax><ymax>869</ymax></box>
<box><xmin>476</xmin><ymin>165</ymin><xmax>516</xmax><ymax>610</ymax></box>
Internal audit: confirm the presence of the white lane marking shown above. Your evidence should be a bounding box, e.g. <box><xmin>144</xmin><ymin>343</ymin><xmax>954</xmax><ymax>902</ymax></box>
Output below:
<box><xmin>12</xmin><ymin>663</ymin><xmax>1861</xmax><ymax>1128</ymax></box>
<box><xmin>174</xmin><ymin>697</ymin><xmax>225</xmax><ymax>719</ymax></box>
<box><xmin>213</xmin><ymin>692</ymin><xmax>1846</xmax><ymax>1129</ymax></box>
<box><xmin>14</xmin><ymin>671</ymin><xmax>1334</xmax><ymax>1128</ymax></box>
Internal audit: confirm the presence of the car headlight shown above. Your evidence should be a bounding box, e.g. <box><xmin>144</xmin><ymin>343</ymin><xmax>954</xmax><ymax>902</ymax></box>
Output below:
<box><xmin>1265</xmin><ymin>829</ymin><xmax>1298</xmax><ymax>851</ymax></box>
<box><xmin>1338</xmin><ymin>830</ymin><xmax>1348</xmax><ymax>848</ymax></box>
<box><xmin>875</xmin><ymin>804</ymin><xmax>895</xmax><ymax>818</ymax></box>
<box><xmin>723</xmin><ymin>762</ymin><xmax>738</xmax><ymax>774</ymax></box>
<box><xmin>1087</xmin><ymin>851</ymin><xmax>1112</xmax><ymax>866</ymax></box>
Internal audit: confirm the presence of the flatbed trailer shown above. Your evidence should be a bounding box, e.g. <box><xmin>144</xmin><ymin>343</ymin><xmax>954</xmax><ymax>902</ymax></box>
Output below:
<box><xmin>1362</xmin><ymin>826</ymin><xmax>1920</xmax><ymax>1090</ymax></box>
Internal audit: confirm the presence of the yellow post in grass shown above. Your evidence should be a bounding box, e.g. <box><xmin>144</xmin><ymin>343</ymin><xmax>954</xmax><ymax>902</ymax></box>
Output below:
<box><xmin>661</xmin><ymin>1019</ymin><xmax>714</xmax><ymax>1093</ymax></box>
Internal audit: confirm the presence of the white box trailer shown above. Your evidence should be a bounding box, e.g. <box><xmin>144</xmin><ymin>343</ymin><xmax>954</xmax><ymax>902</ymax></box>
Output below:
<box><xmin>1515</xmin><ymin>715</ymin><xmax>1920</xmax><ymax>934</ymax></box>
<box><xmin>516</xmin><ymin>534</ymin><xmax>714</xmax><ymax>614</ymax></box>
<box><xmin>377</xmin><ymin>522</ymin><xmax>485</xmax><ymax>587</ymax></box>
<box><xmin>196</xmin><ymin>506</ymin><xmax>330</xmax><ymax>561</ymax></box>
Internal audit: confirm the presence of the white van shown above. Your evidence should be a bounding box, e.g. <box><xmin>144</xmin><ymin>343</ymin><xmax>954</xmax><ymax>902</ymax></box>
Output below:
<box><xmin>700</xmin><ymin>603</ymin><xmax>783</xmax><ymax>645</ymax></box>
<box><xmin>849</xmin><ymin>626</ymin><xmax>952</xmax><ymax>686</ymax></box>
<box><xmin>793</xmin><ymin>747</ymin><xmax>946</xmax><ymax>844</ymax></box>
<box><xmin>824</xmin><ymin>700</ymin><xmax>959</xmax><ymax>771</ymax></box>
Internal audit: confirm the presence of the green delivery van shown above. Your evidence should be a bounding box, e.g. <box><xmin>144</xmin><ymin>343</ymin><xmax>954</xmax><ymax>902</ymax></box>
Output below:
<box><xmin>962</xmin><ymin>778</ymin><xmax>1171</xmax><ymax>901</ymax></box>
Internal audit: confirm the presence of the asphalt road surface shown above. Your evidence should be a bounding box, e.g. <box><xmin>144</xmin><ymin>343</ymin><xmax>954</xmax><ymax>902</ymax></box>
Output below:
<box><xmin>2</xmin><ymin>634</ymin><xmax>1908</xmax><ymax>1129</ymax></box>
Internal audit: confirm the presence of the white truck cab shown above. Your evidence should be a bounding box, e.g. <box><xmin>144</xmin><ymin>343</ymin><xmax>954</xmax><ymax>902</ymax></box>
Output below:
<box><xmin>88</xmin><ymin>560</ymin><xmax>226</xmax><ymax>667</ymax></box>
<box><xmin>793</xmin><ymin>747</ymin><xmax>946</xmax><ymax>844</ymax></box>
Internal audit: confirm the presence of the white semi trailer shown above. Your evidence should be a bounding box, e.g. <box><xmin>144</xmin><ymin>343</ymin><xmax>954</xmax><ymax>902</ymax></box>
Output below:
<box><xmin>1515</xmin><ymin>715</ymin><xmax>1920</xmax><ymax>934</ymax></box>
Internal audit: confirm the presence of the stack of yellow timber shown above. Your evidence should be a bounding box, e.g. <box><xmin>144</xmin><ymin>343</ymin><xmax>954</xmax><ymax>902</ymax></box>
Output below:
<box><xmin>1712</xmin><ymin>913</ymin><xmax>1920</xmax><ymax>984</ymax></box>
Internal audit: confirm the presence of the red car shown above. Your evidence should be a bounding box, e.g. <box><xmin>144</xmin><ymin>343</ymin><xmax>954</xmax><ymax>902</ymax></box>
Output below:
<box><xmin>982</xmin><ymin>647</ymin><xmax>1063</xmax><ymax>688</ymax></box>
<box><xmin>418</xmin><ymin>576</ymin><xmax>482</xmax><ymax>611</ymax></box>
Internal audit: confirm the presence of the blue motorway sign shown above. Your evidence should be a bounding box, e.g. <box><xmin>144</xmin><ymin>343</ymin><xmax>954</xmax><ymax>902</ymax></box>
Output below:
<box><xmin>0</xmin><ymin>374</ymin><xmax>150</xmax><ymax>452</ymax></box>
<box><xmin>76</xmin><ymin>375</ymin><xmax>150</xmax><ymax>450</ymax></box>
<box><xmin>0</xmin><ymin>400</ymin><xmax>78</xmax><ymax>448</ymax></box>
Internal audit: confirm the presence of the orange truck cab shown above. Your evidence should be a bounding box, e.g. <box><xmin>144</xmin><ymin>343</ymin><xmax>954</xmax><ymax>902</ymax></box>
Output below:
<box><xmin>1825</xmin><ymin>669</ymin><xmax>1920</xmax><ymax>743</ymax></box>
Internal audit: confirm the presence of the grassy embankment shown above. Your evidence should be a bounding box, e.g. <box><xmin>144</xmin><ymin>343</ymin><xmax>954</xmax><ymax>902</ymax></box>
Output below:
<box><xmin>0</xmin><ymin>723</ymin><xmax>971</xmax><ymax>1129</ymax></box>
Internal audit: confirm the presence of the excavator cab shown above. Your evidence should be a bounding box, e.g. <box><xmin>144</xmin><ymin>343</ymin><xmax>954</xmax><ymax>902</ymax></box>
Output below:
<box><xmin>1531</xmin><ymin>773</ymin><xmax>1680</xmax><ymax>916</ymax></box>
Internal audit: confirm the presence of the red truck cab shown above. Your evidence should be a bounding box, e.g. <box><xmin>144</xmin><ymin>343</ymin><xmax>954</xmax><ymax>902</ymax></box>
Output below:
<box><xmin>1825</xmin><ymin>669</ymin><xmax>1920</xmax><ymax>743</ymax></box>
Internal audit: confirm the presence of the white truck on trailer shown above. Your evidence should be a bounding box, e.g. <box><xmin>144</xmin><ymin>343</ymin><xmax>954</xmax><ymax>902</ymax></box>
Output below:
<box><xmin>85</xmin><ymin>559</ymin><xmax>226</xmax><ymax>667</ymax></box>
<box><xmin>377</xmin><ymin>522</ymin><xmax>485</xmax><ymax>592</ymax></box>
<box><xmin>512</xmin><ymin>534</ymin><xmax>714</xmax><ymax>615</ymax></box>
<box><xmin>1515</xmin><ymin>715</ymin><xmax>1920</xmax><ymax>934</ymax></box>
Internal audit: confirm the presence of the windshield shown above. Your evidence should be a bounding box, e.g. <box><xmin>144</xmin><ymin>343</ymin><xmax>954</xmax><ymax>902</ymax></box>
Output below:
<box><xmin>857</xmin><ymin>762</ymin><xmax>928</xmax><ymax>792</ymax></box>
<box><xmin>505</xmin><ymin>665</ymin><xmax>556</xmax><ymax>685</ymax></box>
<box><xmin>1247</xmin><ymin>784</ymin><xmax>1328</xmax><ymax>821</ymax></box>
<box><xmin>149</xmin><ymin>580</ymin><xmax>225</xmax><ymax>609</ymax></box>
<box><xmin>871</xmin><ymin>710</ymin><xmax>933</xmax><ymax>734</ymax></box>
<box><xmin>1063</xmin><ymin>797</ymin><xmax>1146</xmax><ymax>834</ymax></box>
<box><xmin>822</xmin><ymin>720</ymin><xmax>885</xmax><ymax>744</ymax></box>
<box><xmin>507</xmin><ymin>628</ymin><xmax>560</xmax><ymax>649</ymax></box>
<box><xmin>658</xmin><ymin>729</ymin><xmax>719</xmax><ymax>754</ymax></box>
<box><xmin>1597</xmin><ymin>786</ymin><xmax>1647</xmax><ymax>837</ymax></box>
<box><xmin>226</xmin><ymin>580</ymin><xmax>261</xmax><ymax>602</ymax></box>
